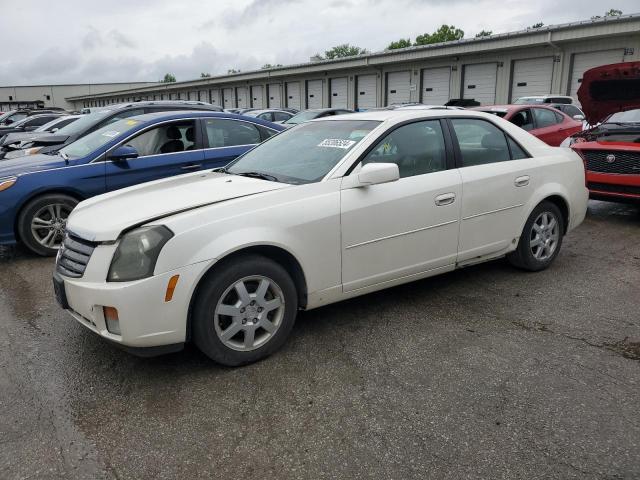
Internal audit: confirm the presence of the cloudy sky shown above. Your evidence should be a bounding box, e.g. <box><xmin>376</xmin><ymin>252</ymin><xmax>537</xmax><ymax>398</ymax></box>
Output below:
<box><xmin>1</xmin><ymin>0</ymin><xmax>636</xmax><ymax>85</ymax></box>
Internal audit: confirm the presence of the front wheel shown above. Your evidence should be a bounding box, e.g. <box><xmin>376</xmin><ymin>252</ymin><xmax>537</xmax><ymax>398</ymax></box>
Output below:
<box><xmin>17</xmin><ymin>194</ymin><xmax>78</xmax><ymax>256</ymax></box>
<box><xmin>192</xmin><ymin>255</ymin><xmax>298</xmax><ymax>366</ymax></box>
<box><xmin>508</xmin><ymin>201</ymin><xmax>564</xmax><ymax>272</ymax></box>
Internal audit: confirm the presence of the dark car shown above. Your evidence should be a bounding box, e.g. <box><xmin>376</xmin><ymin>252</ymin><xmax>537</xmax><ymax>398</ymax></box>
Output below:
<box><xmin>282</xmin><ymin>108</ymin><xmax>354</xmax><ymax>127</ymax></box>
<box><xmin>1</xmin><ymin>101</ymin><xmax>224</xmax><ymax>160</ymax></box>
<box><xmin>0</xmin><ymin>111</ymin><xmax>284</xmax><ymax>255</ymax></box>
<box><xmin>0</xmin><ymin>113</ymin><xmax>67</xmax><ymax>137</ymax></box>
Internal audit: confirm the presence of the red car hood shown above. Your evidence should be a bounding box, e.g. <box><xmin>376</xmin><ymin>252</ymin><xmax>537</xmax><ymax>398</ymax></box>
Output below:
<box><xmin>577</xmin><ymin>61</ymin><xmax>640</xmax><ymax>125</ymax></box>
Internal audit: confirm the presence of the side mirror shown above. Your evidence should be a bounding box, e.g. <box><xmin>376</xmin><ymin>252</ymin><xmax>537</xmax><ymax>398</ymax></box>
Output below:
<box><xmin>356</xmin><ymin>163</ymin><xmax>400</xmax><ymax>187</ymax></box>
<box><xmin>49</xmin><ymin>128</ymin><xmax>59</xmax><ymax>133</ymax></box>
<box><xmin>108</xmin><ymin>145</ymin><xmax>139</xmax><ymax>162</ymax></box>
<box><xmin>573</xmin><ymin>114</ymin><xmax>585</xmax><ymax>121</ymax></box>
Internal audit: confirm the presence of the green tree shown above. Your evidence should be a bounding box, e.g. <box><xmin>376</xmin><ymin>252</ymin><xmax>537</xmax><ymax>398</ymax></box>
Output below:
<box><xmin>160</xmin><ymin>73</ymin><xmax>176</xmax><ymax>83</ymax></box>
<box><xmin>414</xmin><ymin>25</ymin><xmax>464</xmax><ymax>46</ymax></box>
<box><xmin>387</xmin><ymin>38</ymin><xmax>412</xmax><ymax>50</ymax></box>
<box><xmin>592</xmin><ymin>9</ymin><xmax>623</xmax><ymax>19</ymax></box>
<box><xmin>261</xmin><ymin>63</ymin><xmax>283</xmax><ymax>69</ymax></box>
<box><xmin>529</xmin><ymin>22</ymin><xmax>544</xmax><ymax>28</ymax></box>
<box><xmin>316</xmin><ymin>44</ymin><xmax>369</xmax><ymax>60</ymax></box>
<box><xmin>227</xmin><ymin>68</ymin><xmax>241</xmax><ymax>74</ymax></box>
<box><xmin>200</xmin><ymin>72</ymin><xmax>211</xmax><ymax>78</ymax></box>
<box><xmin>475</xmin><ymin>30</ymin><xmax>493</xmax><ymax>38</ymax></box>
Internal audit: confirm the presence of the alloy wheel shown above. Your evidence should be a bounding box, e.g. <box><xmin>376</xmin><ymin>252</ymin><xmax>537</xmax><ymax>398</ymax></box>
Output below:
<box><xmin>529</xmin><ymin>211</ymin><xmax>560</xmax><ymax>261</ymax></box>
<box><xmin>30</xmin><ymin>203</ymin><xmax>71</xmax><ymax>249</ymax></box>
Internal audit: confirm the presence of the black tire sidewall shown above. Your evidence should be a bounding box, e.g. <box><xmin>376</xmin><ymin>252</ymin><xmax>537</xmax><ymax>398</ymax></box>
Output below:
<box><xmin>193</xmin><ymin>255</ymin><xmax>298</xmax><ymax>366</ymax></box>
<box><xmin>516</xmin><ymin>201</ymin><xmax>564</xmax><ymax>271</ymax></box>
<box><xmin>17</xmin><ymin>194</ymin><xmax>78</xmax><ymax>256</ymax></box>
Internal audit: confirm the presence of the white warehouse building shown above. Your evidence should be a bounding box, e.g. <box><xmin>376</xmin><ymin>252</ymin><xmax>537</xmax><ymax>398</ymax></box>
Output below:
<box><xmin>67</xmin><ymin>14</ymin><xmax>640</xmax><ymax>111</ymax></box>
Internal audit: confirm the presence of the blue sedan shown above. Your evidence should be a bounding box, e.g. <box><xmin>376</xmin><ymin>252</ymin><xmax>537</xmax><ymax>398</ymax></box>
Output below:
<box><xmin>0</xmin><ymin>111</ymin><xmax>284</xmax><ymax>255</ymax></box>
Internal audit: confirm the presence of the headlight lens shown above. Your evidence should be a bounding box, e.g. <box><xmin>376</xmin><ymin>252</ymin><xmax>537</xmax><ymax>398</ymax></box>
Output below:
<box><xmin>107</xmin><ymin>226</ymin><xmax>173</xmax><ymax>282</ymax></box>
<box><xmin>0</xmin><ymin>177</ymin><xmax>16</xmax><ymax>192</ymax></box>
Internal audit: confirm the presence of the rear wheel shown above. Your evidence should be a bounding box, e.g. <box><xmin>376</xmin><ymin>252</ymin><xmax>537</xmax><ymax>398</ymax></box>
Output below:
<box><xmin>507</xmin><ymin>201</ymin><xmax>564</xmax><ymax>271</ymax></box>
<box><xmin>192</xmin><ymin>255</ymin><xmax>298</xmax><ymax>366</ymax></box>
<box><xmin>17</xmin><ymin>194</ymin><xmax>78</xmax><ymax>256</ymax></box>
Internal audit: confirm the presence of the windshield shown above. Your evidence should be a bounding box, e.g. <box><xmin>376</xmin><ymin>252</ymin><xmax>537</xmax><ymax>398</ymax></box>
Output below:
<box><xmin>34</xmin><ymin>117</ymin><xmax>73</xmax><ymax>132</ymax></box>
<box><xmin>227</xmin><ymin>120</ymin><xmax>379</xmax><ymax>184</ymax></box>
<box><xmin>55</xmin><ymin>109</ymin><xmax>113</xmax><ymax>136</ymax></box>
<box><xmin>514</xmin><ymin>97</ymin><xmax>543</xmax><ymax>105</ymax></box>
<box><xmin>0</xmin><ymin>111</ymin><xmax>16</xmax><ymax>122</ymax></box>
<box><xmin>606</xmin><ymin>109</ymin><xmax>640</xmax><ymax>124</ymax></box>
<box><xmin>284</xmin><ymin>111</ymin><xmax>321</xmax><ymax>125</ymax></box>
<box><xmin>59</xmin><ymin>118</ymin><xmax>143</xmax><ymax>159</ymax></box>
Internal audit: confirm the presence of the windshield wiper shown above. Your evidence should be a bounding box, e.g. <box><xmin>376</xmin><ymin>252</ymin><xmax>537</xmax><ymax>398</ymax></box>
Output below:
<box><xmin>212</xmin><ymin>167</ymin><xmax>229</xmax><ymax>173</ymax></box>
<box><xmin>233</xmin><ymin>171</ymin><xmax>279</xmax><ymax>182</ymax></box>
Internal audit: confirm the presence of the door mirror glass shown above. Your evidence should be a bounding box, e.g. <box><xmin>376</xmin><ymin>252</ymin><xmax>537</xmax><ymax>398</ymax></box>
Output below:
<box><xmin>109</xmin><ymin>145</ymin><xmax>139</xmax><ymax>161</ymax></box>
<box><xmin>356</xmin><ymin>163</ymin><xmax>399</xmax><ymax>187</ymax></box>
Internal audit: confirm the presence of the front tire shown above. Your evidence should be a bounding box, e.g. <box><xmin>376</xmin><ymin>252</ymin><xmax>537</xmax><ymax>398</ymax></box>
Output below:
<box><xmin>192</xmin><ymin>255</ymin><xmax>298</xmax><ymax>366</ymax></box>
<box><xmin>17</xmin><ymin>194</ymin><xmax>78</xmax><ymax>256</ymax></box>
<box><xmin>508</xmin><ymin>201</ymin><xmax>564</xmax><ymax>272</ymax></box>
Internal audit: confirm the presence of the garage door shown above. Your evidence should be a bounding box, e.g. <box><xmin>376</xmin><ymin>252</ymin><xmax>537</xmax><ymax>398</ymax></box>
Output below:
<box><xmin>463</xmin><ymin>63</ymin><xmax>498</xmax><ymax>105</ymax></box>
<box><xmin>210</xmin><ymin>89</ymin><xmax>221</xmax><ymax>107</ymax></box>
<box><xmin>251</xmin><ymin>86</ymin><xmax>264</xmax><ymax>108</ymax></box>
<box><xmin>236</xmin><ymin>87</ymin><xmax>249</xmax><ymax>108</ymax></box>
<box><xmin>330</xmin><ymin>77</ymin><xmax>348</xmax><ymax>108</ymax></box>
<box><xmin>286</xmin><ymin>82</ymin><xmax>301</xmax><ymax>110</ymax></box>
<box><xmin>569</xmin><ymin>49</ymin><xmax>625</xmax><ymax>102</ymax></box>
<box><xmin>198</xmin><ymin>90</ymin><xmax>209</xmax><ymax>103</ymax></box>
<box><xmin>421</xmin><ymin>67</ymin><xmax>450</xmax><ymax>105</ymax></box>
<box><xmin>222</xmin><ymin>88</ymin><xmax>235</xmax><ymax>108</ymax></box>
<box><xmin>268</xmin><ymin>84</ymin><xmax>282</xmax><ymax>108</ymax></box>
<box><xmin>356</xmin><ymin>74</ymin><xmax>377</xmax><ymax>110</ymax></box>
<box><xmin>386</xmin><ymin>71</ymin><xmax>411</xmax><ymax>105</ymax></box>
<box><xmin>307</xmin><ymin>79</ymin><xmax>323</xmax><ymax>109</ymax></box>
<box><xmin>510</xmin><ymin>57</ymin><xmax>554</xmax><ymax>102</ymax></box>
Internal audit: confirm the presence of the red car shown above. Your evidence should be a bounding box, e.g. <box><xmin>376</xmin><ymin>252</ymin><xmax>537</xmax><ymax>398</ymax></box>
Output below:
<box><xmin>570</xmin><ymin>61</ymin><xmax>640</xmax><ymax>203</ymax></box>
<box><xmin>472</xmin><ymin>104</ymin><xmax>583</xmax><ymax>146</ymax></box>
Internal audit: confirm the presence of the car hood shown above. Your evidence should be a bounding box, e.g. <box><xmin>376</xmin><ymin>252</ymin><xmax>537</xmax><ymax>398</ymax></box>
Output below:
<box><xmin>1</xmin><ymin>131</ymin><xmax>53</xmax><ymax>146</ymax></box>
<box><xmin>577</xmin><ymin>61</ymin><xmax>640</xmax><ymax>124</ymax></box>
<box><xmin>0</xmin><ymin>153</ymin><xmax>66</xmax><ymax>178</ymax></box>
<box><xmin>67</xmin><ymin>172</ymin><xmax>291</xmax><ymax>242</ymax></box>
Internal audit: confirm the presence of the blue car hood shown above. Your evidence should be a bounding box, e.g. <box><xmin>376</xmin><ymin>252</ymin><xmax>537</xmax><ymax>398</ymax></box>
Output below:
<box><xmin>0</xmin><ymin>153</ymin><xmax>68</xmax><ymax>179</ymax></box>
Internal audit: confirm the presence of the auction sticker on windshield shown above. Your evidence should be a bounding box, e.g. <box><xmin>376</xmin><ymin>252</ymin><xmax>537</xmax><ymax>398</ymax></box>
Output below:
<box><xmin>318</xmin><ymin>139</ymin><xmax>356</xmax><ymax>149</ymax></box>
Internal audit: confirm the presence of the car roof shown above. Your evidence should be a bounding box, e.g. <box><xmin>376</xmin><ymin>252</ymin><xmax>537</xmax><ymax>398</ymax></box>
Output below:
<box><xmin>310</xmin><ymin>108</ymin><xmax>500</xmax><ymax>123</ymax></box>
<box><xmin>125</xmin><ymin>110</ymin><xmax>286</xmax><ymax>129</ymax></box>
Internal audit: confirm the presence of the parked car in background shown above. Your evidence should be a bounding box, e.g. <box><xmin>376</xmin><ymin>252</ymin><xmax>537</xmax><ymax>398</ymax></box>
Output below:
<box><xmin>549</xmin><ymin>103</ymin><xmax>585</xmax><ymax>121</ymax></box>
<box><xmin>282</xmin><ymin>108</ymin><xmax>354</xmax><ymax>127</ymax></box>
<box><xmin>0</xmin><ymin>113</ymin><xmax>67</xmax><ymax>136</ymax></box>
<box><xmin>53</xmin><ymin>109</ymin><xmax>587</xmax><ymax>365</ymax></box>
<box><xmin>1</xmin><ymin>100</ymin><xmax>225</xmax><ymax>160</ymax></box>
<box><xmin>514</xmin><ymin>95</ymin><xmax>574</xmax><ymax>105</ymax></box>
<box><xmin>472</xmin><ymin>105</ymin><xmax>583</xmax><ymax>146</ymax></box>
<box><xmin>0</xmin><ymin>111</ymin><xmax>284</xmax><ymax>255</ymax></box>
<box><xmin>0</xmin><ymin>115</ymin><xmax>81</xmax><ymax>147</ymax></box>
<box><xmin>0</xmin><ymin>110</ymin><xmax>31</xmax><ymax>126</ymax></box>
<box><xmin>570</xmin><ymin>61</ymin><xmax>640</xmax><ymax>203</ymax></box>
<box><xmin>243</xmin><ymin>109</ymin><xmax>295</xmax><ymax>123</ymax></box>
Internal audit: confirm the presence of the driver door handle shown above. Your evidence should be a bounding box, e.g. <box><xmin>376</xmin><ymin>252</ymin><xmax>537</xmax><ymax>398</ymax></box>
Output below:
<box><xmin>435</xmin><ymin>193</ymin><xmax>456</xmax><ymax>206</ymax></box>
<box><xmin>181</xmin><ymin>164</ymin><xmax>202</xmax><ymax>170</ymax></box>
<box><xmin>515</xmin><ymin>175</ymin><xmax>530</xmax><ymax>187</ymax></box>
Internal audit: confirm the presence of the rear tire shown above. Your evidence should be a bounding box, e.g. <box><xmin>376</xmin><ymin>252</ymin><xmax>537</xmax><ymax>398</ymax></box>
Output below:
<box><xmin>192</xmin><ymin>255</ymin><xmax>298</xmax><ymax>366</ymax></box>
<box><xmin>17</xmin><ymin>194</ymin><xmax>78</xmax><ymax>257</ymax></box>
<box><xmin>507</xmin><ymin>201</ymin><xmax>564</xmax><ymax>272</ymax></box>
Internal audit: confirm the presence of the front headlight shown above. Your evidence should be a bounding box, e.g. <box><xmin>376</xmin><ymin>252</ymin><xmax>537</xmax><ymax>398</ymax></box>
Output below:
<box><xmin>0</xmin><ymin>177</ymin><xmax>16</xmax><ymax>192</ymax></box>
<box><xmin>107</xmin><ymin>226</ymin><xmax>173</xmax><ymax>282</ymax></box>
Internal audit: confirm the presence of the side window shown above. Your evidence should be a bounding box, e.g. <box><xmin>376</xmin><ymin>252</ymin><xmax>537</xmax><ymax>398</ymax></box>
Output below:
<box><xmin>562</xmin><ymin>105</ymin><xmax>583</xmax><ymax>118</ymax></box>
<box><xmin>361</xmin><ymin>120</ymin><xmax>447</xmax><ymax>178</ymax></box>
<box><xmin>258</xmin><ymin>113</ymin><xmax>273</xmax><ymax>122</ymax></box>
<box><xmin>98</xmin><ymin>109</ymin><xmax>145</xmax><ymax>128</ymax></box>
<box><xmin>509</xmin><ymin>109</ymin><xmax>535</xmax><ymax>131</ymax></box>
<box><xmin>507</xmin><ymin>137</ymin><xmax>529</xmax><ymax>160</ymax></box>
<box><xmin>124</xmin><ymin>121</ymin><xmax>196</xmax><ymax>156</ymax></box>
<box><xmin>26</xmin><ymin>116</ymin><xmax>54</xmax><ymax>127</ymax></box>
<box><xmin>205</xmin><ymin>119</ymin><xmax>261</xmax><ymax>148</ymax></box>
<box><xmin>450</xmin><ymin>118</ymin><xmax>511</xmax><ymax>166</ymax></box>
<box><xmin>255</xmin><ymin>124</ymin><xmax>278</xmax><ymax>141</ymax></box>
<box><xmin>48</xmin><ymin>118</ymin><xmax>75</xmax><ymax>131</ymax></box>
<box><xmin>273</xmin><ymin>112</ymin><xmax>291</xmax><ymax>122</ymax></box>
<box><xmin>532</xmin><ymin>108</ymin><xmax>560</xmax><ymax>128</ymax></box>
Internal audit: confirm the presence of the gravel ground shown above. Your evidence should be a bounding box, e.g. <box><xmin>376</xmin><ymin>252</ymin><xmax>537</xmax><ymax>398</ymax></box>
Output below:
<box><xmin>0</xmin><ymin>200</ymin><xmax>639</xmax><ymax>480</ymax></box>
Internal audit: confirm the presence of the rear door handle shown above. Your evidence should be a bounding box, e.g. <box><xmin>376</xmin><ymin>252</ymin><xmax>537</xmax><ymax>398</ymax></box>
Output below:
<box><xmin>515</xmin><ymin>175</ymin><xmax>530</xmax><ymax>187</ymax></box>
<box><xmin>435</xmin><ymin>192</ymin><xmax>456</xmax><ymax>206</ymax></box>
<box><xmin>181</xmin><ymin>164</ymin><xmax>202</xmax><ymax>170</ymax></box>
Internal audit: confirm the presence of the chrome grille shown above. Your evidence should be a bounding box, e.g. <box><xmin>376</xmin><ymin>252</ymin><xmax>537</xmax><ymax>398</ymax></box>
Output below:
<box><xmin>55</xmin><ymin>233</ymin><xmax>97</xmax><ymax>278</ymax></box>
<box><xmin>582</xmin><ymin>150</ymin><xmax>640</xmax><ymax>175</ymax></box>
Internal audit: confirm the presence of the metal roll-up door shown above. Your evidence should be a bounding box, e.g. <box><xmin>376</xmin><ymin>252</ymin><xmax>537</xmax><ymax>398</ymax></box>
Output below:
<box><xmin>569</xmin><ymin>49</ymin><xmax>625</xmax><ymax>102</ymax></box>
<box><xmin>222</xmin><ymin>88</ymin><xmax>235</xmax><ymax>108</ymax></box>
<box><xmin>421</xmin><ymin>67</ymin><xmax>451</xmax><ymax>105</ymax></box>
<box><xmin>251</xmin><ymin>85</ymin><xmax>264</xmax><ymax>108</ymax></box>
<box><xmin>463</xmin><ymin>63</ymin><xmax>498</xmax><ymax>105</ymax></box>
<box><xmin>330</xmin><ymin>77</ymin><xmax>348</xmax><ymax>108</ymax></box>
<box><xmin>198</xmin><ymin>90</ymin><xmax>209</xmax><ymax>103</ymax></box>
<box><xmin>510</xmin><ymin>57</ymin><xmax>554</xmax><ymax>101</ymax></box>
<box><xmin>286</xmin><ymin>82</ymin><xmax>301</xmax><ymax>110</ymax></box>
<box><xmin>210</xmin><ymin>89</ymin><xmax>221</xmax><ymax>106</ymax></box>
<box><xmin>306</xmin><ymin>79</ymin><xmax>323</xmax><ymax>109</ymax></box>
<box><xmin>268</xmin><ymin>84</ymin><xmax>282</xmax><ymax>108</ymax></box>
<box><xmin>356</xmin><ymin>74</ymin><xmax>377</xmax><ymax>110</ymax></box>
<box><xmin>386</xmin><ymin>71</ymin><xmax>411</xmax><ymax>105</ymax></box>
<box><xmin>236</xmin><ymin>87</ymin><xmax>249</xmax><ymax>108</ymax></box>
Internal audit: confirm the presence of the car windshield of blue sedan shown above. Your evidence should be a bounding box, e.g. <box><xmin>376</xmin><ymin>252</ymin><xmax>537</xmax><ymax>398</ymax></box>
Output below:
<box><xmin>59</xmin><ymin>118</ymin><xmax>141</xmax><ymax>159</ymax></box>
<box><xmin>227</xmin><ymin>120</ymin><xmax>379</xmax><ymax>184</ymax></box>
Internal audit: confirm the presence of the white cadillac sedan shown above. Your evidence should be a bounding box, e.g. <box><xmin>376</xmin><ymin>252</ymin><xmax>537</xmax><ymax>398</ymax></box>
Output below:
<box><xmin>54</xmin><ymin>110</ymin><xmax>588</xmax><ymax>366</ymax></box>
